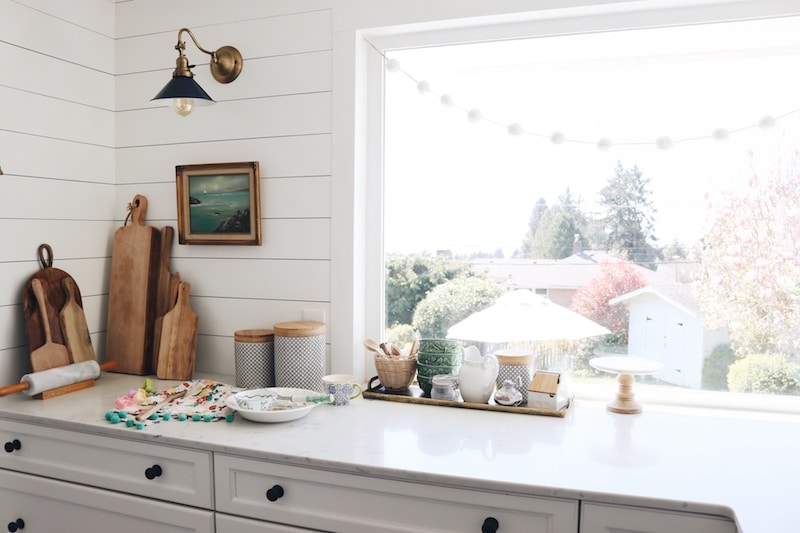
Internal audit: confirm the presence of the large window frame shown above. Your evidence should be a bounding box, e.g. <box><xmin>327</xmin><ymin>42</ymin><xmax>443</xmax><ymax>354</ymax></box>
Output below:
<box><xmin>350</xmin><ymin>1</ymin><xmax>800</xmax><ymax>411</ymax></box>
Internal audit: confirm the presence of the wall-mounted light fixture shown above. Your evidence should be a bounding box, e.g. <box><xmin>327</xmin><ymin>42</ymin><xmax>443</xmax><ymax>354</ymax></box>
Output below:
<box><xmin>151</xmin><ymin>28</ymin><xmax>243</xmax><ymax>117</ymax></box>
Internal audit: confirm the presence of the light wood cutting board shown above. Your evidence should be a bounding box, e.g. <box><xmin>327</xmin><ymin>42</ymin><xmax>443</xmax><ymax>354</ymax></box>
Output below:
<box><xmin>106</xmin><ymin>195</ymin><xmax>161</xmax><ymax>375</ymax></box>
<box><xmin>156</xmin><ymin>281</ymin><xmax>198</xmax><ymax>380</ymax></box>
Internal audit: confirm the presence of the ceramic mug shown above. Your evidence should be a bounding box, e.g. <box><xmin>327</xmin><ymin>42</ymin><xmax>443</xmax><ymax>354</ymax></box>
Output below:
<box><xmin>322</xmin><ymin>374</ymin><xmax>363</xmax><ymax>405</ymax></box>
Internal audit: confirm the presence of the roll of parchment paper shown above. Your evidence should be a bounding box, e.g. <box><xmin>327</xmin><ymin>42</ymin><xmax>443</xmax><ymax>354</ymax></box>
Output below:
<box><xmin>20</xmin><ymin>360</ymin><xmax>102</xmax><ymax>396</ymax></box>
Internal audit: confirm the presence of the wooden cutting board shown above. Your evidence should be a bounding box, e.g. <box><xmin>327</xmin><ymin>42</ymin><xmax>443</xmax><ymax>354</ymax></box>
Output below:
<box><xmin>23</xmin><ymin>244</ymin><xmax>83</xmax><ymax>359</ymax></box>
<box><xmin>152</xmin><ymin>271</ymin><xmax>180</xmax><ymax>372</ymax></box>
<box><xmin>156</xmin><ymin>281</ymin><xmax>198</xmax><ymax>380</ymax></box>
<box><xmin>28</xmin><ymin>278</ymin><xmax>71</xmax><ymax>372</ymax></box>
<box><xmin>106</xmin><ymin>195</ymin><xmax>161</xmax><ymax>375</ymax></box>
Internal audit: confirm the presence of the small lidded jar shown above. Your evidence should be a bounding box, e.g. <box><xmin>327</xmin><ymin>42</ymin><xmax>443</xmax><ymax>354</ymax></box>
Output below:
<box><xmin>430</xmin><ymin>374</ymin><xmax>459</xmax><ymax>401</ymax></box>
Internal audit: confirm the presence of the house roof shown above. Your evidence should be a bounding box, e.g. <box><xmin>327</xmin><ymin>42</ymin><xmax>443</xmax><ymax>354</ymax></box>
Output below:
<box><xmin>470</xmin><ymin>251</ymin><xmax>664</xmax><ymax>290</ymax></box>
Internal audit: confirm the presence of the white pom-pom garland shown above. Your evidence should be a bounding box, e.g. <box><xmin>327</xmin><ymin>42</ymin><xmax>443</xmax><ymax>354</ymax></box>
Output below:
<box><xmin>712</xmin><ymin>128</ymin><xmax>730</xmax><ymax>141</ymax></box>
<box><xmin>439</xmin><ymin>94</ymin><xmax>454</xmax><ymax>108</ymax></box>
<box><xmin>759</xmin><ymin>115</ymin><xmax>776</xmax><ymax>129</ymax></box>
<box><xmin>385</xmin><ymin>58</ymin><xmax>400</xmax><ymax>73</ymax></box>
<box><xmin>416</xmin><ymin>80</ymin><xmax>431</xmax><ymax>94</ymax></box>
<box><xmin>596</xmin><ymin>138</ymin><xmax>613</xmax><ymax>151</ymax></box>
<box><xmin>550</xmin><ymin>131</ymin><xmax>566</xmax><ymax>144</ymax></box>
<box><xmin>467</xmin><ymin>109</ymin><xmax>483</xmax><ymax>124</ymax></box>
<box><xmin>507</xmin><ymin>123</ymin><xmax>524</xmax><ymax>136</ymax></box>
<box><xmin>655</xmin><ymin>136</ymin><xmax>673</xmax><ymax>150</ymax></box>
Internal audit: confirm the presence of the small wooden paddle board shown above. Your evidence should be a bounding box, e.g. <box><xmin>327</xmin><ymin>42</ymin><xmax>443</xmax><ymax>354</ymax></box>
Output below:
<box><xmin>29</xmin><ymin>278</ymin><xmax>71</xmax><ymax>372</ymax></box>
<box><xmin>59</xmin><ymin>277</ymin><xmax>96</xmax><ymax>363</ymax></box>
<box><xmin>156</xmin><ymin>281</ymin><xmax>198</xmax><ymax>381</ymax></box>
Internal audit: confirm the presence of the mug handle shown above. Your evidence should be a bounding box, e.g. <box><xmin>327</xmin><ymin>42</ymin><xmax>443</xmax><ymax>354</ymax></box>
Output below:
<box><xmin>349</xmin><ymin>383</ymin><xmax>363</xmax><ymax>400</ymax></box>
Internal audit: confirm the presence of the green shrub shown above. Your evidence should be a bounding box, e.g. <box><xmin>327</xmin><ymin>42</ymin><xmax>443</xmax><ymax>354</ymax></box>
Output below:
<box><xmin>412</xmin><ymin>277</ymin><xmax>505</xmax><ymax>339</ymax></box>
<box><xmin>727</xmin><ymin>354</ymin><xmax>800</xmax><ymax>395</ymax></box>
<box><xmin>702</xmin><ymin>344</ymin><xmax>736</xmax><ymax>391</ymax></box>
<box><xmin>385</xmin><ymin>324</ymin><xmax>417</xmax><ymax>346</ymax></box>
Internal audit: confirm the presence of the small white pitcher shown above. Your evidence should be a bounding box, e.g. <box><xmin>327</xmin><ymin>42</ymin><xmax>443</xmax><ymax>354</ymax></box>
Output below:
<box><xmin>458</xmin><ymin>346</ymin><xmax>499</xmax><ymax>404</ymax></box>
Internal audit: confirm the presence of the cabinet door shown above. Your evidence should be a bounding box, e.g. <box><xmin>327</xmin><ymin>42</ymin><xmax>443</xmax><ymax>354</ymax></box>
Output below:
<box><xmin>217</xmin><ymin>513</ymin><xmax>315</xmax><ymax>533</ymax></box>
<box><xmin>0</xmin><ymin>469</ymin><xmax>214</xmax><ymax>533</ymax></box>
<box><xmin>580</xmin><ymin>502</ymin><xmax>737</xmax><ymax>533</ymax></box>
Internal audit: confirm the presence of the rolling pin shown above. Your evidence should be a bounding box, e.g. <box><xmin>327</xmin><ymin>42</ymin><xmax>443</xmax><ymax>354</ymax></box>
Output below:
<box><xmin>0</xmin><ymin>360</ymin><xmax>116</xmax><ymax>397</ymax></box>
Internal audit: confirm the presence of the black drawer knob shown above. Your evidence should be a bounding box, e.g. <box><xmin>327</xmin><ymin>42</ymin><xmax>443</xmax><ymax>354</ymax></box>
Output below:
<box><xmin>3</xmin><ymin>440</ymin><xmax>21</xmax><ymax>453</ymax></box>
<box><xmin>145</xmin><ymin>464</ymin><xmax>163</xmax><ymax>480</ymax></box>
<box><xmin>7</xmin><ymin>518</ymin><xmax>25</xmax><ymax>532</ymax></box>
<box><xmin>266</xmin><ymin>484</ymin><xmax>285</xmax><ymax>502</ymax></box>
<box><xmin>482</xmin><ymin>516</ymin><xmax>499</xmax><ymax>533</ymax></box>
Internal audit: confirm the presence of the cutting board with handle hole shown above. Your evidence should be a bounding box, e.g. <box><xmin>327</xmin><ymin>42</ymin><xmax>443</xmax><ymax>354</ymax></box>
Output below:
<box><xmin>156</xmin><ymin>281</ymin><xmax>198</xmax><ymax>380</ymax></box>
<box><xmin>23</xmin><ymin>244</ymin><xmax>83</xmax><ymax>365</ymax></box>
<box><xmin>106</xmin><ymin>194</ymin><xmax>161</xmax><ymax>375</ymax></box>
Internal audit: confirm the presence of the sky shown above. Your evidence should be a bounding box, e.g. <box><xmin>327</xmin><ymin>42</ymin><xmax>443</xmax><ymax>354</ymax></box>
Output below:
<box><xmin>383</xmin><ymin>16</ymin><xmax>800</xmax><ymax>257</ymax></box>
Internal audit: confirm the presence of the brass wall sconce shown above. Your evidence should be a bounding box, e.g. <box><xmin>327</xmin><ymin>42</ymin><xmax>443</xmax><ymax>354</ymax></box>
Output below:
<box><xmin>151</xmin><ymin>28</ymin><xmax>243</xmax><ymax>117</ymax></box>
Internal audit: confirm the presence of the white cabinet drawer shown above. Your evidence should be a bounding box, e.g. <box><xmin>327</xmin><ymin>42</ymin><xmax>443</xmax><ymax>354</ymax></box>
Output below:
<box><xmin>216</xmin><ymin>453</ymin><xmax>578</xmax><ymax>533</ymax></box>
<box><xmin>580</xmin><ymin>502</ymin><xmax>737</xmax><ymax>533</ymax></box>
<box><xmin>217</xmin><ymin>513</ymin><xmax>315</xmax><ymax>532</ymax></box>
<box><xmin>0</xmin><ymin>469</ymin><xmax>214</xmax><ymax>533</ymax></box>
<box><xmin>0</xmin><ymin>419</ymin><xmax>212</xmax><ymax>508</ymax></box>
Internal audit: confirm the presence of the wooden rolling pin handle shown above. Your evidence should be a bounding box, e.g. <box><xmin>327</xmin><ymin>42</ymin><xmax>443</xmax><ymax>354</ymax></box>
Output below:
<box><xmin>0</xmin><ymin>360</ymin><xmax>117</xmax><ymax>397</ymax></box>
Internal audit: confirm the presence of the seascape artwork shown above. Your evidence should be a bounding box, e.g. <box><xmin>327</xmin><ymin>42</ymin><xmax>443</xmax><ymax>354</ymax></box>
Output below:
<box><xmin>188</xmin><ymin>173</ymin><xmax>251</xmax><ymax>233</ymax></box>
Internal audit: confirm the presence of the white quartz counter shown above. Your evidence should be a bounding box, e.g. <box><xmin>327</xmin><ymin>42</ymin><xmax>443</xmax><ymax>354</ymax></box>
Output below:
<box><xmin>1</xmin><ymin>372</ymin><xmax>798</xmax><ymax>532</ymax></box>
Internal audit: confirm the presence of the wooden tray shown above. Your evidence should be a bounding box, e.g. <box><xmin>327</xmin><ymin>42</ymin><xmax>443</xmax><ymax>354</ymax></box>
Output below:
<box><xmin>363</xmin><ymin>377</ymin><xmax>569</xmax><ymax>418</ymax></box>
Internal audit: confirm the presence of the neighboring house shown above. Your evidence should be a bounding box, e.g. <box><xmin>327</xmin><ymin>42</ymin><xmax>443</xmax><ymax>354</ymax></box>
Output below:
<box><xmin>610</xmin><ymin>285</ymin><xmax>729</xmax><ymax>389</ymax></box>
<box><xmin>470</xmin><ymin>250</ymin><xmax>665</xmax><ymax>308</ymax></box>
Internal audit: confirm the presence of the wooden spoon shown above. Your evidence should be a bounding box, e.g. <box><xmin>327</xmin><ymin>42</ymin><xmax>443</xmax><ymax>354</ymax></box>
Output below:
<box><xmin>29</xmin><ymin>278</ymin><xmax>71</xmax><ymax>372</ymax></box>
<box><xmin>363</xmin><ymin>339</ymin><xmax>384</xmax><ymax>356</ymax></box>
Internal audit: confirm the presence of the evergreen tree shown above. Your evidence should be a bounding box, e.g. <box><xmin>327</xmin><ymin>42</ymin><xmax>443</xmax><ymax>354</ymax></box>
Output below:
<box><xmin>598</xmin><ymin>162</ymin><xmax>658</xmax><ymax>268</ymax></box>
<box><xmin>518</xmin><ymin>198</ymin><xmax>548</xmax><ymax>257</ymax></box>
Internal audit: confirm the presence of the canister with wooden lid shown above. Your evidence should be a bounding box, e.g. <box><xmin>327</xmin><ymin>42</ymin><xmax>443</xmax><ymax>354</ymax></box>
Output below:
<box><xmin>234</xmin><ymin>329</ymin><xmax>275</xmax><ymax>389</ymax></box>
<box><xmin>494</xmin><ymin>349</ymin><xmax>535</xmax><ymax>405</ymax></box>
<box><xmin>273</xmin><ymin>321</ymin><xmax>326</xmax><ymax>391</ymax></box>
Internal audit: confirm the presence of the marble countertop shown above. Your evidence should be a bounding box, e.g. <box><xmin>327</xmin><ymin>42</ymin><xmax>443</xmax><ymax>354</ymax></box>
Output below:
<box><xmin>1</xmin><ymin>372</ymin><xmax>798</xmax><ymax>532</ymax></box>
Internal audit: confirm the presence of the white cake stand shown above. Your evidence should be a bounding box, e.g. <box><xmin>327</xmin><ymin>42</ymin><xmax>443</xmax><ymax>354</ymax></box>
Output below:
<box><xmin>589</xmin><ymin>356</ymin><xmax>664</xmax><ymax>414</ymax></box>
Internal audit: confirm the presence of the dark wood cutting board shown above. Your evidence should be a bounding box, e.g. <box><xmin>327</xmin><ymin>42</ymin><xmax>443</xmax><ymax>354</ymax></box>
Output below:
<box><xmin>23</xmin><ymin>244</ymin><xmax>83</xmax><ymax>359</ymax></box>
<box><xmin>106</xmin><ymin>195</ymin><xmax>161</xmax><ymax>375</ymax></box>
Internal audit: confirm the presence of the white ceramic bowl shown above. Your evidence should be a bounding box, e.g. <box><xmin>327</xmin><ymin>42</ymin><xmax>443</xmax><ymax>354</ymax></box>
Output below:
<box><xmin>226</xmin><ymin>387</ymin><xmax>321</xmax><ymax>423</ymax></box>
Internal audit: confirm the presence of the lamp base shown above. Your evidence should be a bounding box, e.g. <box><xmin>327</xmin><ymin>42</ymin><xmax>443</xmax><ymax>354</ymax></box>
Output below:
<box><xmin>211</xmin><ymin>46</ymin><xmax>243</xmax><ymax>83</ymax></box>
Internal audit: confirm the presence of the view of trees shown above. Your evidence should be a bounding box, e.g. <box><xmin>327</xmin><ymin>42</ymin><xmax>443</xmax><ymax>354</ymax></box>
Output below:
<box><xmin>384</xmin><ymin>156</ymin><xmax>800</xmax><ymax>395</ymax></box>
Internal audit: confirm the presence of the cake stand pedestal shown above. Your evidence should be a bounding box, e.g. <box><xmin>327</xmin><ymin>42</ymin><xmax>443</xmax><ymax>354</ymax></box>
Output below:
<box><xmin>589</xmin><ymin>356</ymin><xmax>664</xmax><ymax>414</ymax></box>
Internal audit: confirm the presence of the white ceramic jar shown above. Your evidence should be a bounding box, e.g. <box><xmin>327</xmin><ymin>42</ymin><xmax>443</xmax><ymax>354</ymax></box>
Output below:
<box><xmin>458</xmin><ymin>347</ymin><xmax>498</xmax><ymax>404</ymax></box>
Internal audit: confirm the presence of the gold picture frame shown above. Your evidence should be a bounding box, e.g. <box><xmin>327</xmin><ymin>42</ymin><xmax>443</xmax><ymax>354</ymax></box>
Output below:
<box><xmin>176</xmin><ymin>161</ymin><xmax>262</xmax><ymax>245</ymax></box>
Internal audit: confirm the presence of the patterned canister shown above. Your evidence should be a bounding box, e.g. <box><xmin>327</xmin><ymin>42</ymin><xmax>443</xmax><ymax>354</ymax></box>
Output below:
<box><xmin>494</xmin><ymin>349</ymin><xmax>535</xmax><ymax>405</ymax></box>
<box><xmin>273</xmin><ymin>321</ymin><xmax>326</xmax><ymax>391</ymax></box>
<box><xmin>234</xmin><ymin>329</ymin><xmax>275</xmax><ymax>389</ymax></box>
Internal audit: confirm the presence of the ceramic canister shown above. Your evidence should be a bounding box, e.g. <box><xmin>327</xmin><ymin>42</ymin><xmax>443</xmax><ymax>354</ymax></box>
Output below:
<box><xmin>273</xmin><ymin>321</ymin><xmax>326</xmax><ymax>392</ymax></box>
<box><xmin>494</xmin><ymin>349</ymin><xmax>535</xmax><ymax>404</ymax></box>
<box><xmin>234</xmin><ymin>329</ymin><xmax>275</xmax><ymax>389</ymax></box>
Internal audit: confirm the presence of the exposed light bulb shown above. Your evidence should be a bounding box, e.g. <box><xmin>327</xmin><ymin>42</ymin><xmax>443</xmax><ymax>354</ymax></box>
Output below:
<box><xmin>172</xmin><ymin>98</ymin><xmax>194</xmax><ymax>117</ymax></box>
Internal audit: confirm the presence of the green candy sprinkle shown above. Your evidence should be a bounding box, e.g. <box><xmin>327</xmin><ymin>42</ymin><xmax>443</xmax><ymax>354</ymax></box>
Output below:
<box><xmin>162</xmin><ymin>413</ymin><xmax>172</xmax><ymax>421</ymax></box>
<box><xmin>149</xmin><ymin>413</ymin><xmax>158</xmax><ymax>420</ymax></box>
<box><xmin>178</xmin><ymin>413</ymin><xmax>187</xmax><ymax>421</ymax></box>
<box><xmin>126</xmin><ymin>419</ymin><xmax>135</xmax><ymax>427</ymax></box>
<box><xmin>192</xmin><ymin>413</ymin><xmax>201</xmax><ymax>421</ymax></box>
<box><xmin>110</xmin><ymin>413</ymin><xmax>121</xmax><ymax>424</ymax></box>
<box><xmin>136</xmin><ymin>422</ymin><xmax>145</xmax><ymax>430</ymax></box>
<box><xmin>105</xmin><ymin>411</ymin><xmax>114</xmax><ymax>421</ymax></box>
<box><xmin>203</xmin><ymin>414</ymin><xmax>213</xmax><ymax>422</ymax></box>
<box><xmin>119</xmin><ymin>411</ymin><xmax>127</xmax><ymax>419</ymax></box>
<box><xmin>225</xmin><ymin>413</ymin><xmax>234</xmax><ymax>422</ymax></box>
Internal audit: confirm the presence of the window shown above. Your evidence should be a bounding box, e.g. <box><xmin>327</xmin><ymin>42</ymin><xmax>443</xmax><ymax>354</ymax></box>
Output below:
<box><xmin>368</xmin><ymin>11</ymin><xmax>800</xmax><ymax>409</ymax></box>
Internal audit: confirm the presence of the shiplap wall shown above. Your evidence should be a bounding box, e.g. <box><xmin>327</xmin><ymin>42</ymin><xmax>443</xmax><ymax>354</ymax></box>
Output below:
<box><xmin>0</xmin><ymin>0</ymin><xmax>116</xmax><ymax>385</ymax></box>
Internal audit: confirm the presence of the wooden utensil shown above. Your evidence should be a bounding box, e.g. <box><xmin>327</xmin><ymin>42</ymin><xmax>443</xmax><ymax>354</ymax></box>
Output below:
<box><xmin>155</xmin><ymin>281</ymin><xmax>198</xmax><ymax>380</ymax></box>
<box><xmin>106</xmin><ymin>195</ymin><xmax>162</xmax><ymax>375</ymax></box>
<box><xmin>23</xmin><ymin>244</ymin><xmax>82</xmax><ymax>353</ymax></box>
<box><xmin>29</xmin><ymin>278</ymin><xmax>71</xmax><ymax>372</ymax></box>
<box><xmin>59</xmin><ymin>277</ymin><xmax>96</xmax><ymax>363</ymax></box>
<box><xmin>152</xmin><ymin>271</ymin><xmax>181</xmax><ymax>371</ymax></box>
<box><xmin>363</xmin><ymin>339</ymin><xmax>384</xmax><ymax>356</ymax></box>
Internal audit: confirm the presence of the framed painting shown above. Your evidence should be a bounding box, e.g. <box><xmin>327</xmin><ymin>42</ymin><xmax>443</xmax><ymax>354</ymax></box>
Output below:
<box><xmin>176</xmin><ymin>161</ymin><xmax>262</xmax><ymax>245</ymax></box>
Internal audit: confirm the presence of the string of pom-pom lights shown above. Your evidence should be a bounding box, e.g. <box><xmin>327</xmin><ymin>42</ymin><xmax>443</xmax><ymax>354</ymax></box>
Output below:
<box><xmin>380</xmin><ymin>51</ymin><xmax>799</xmax><ymax>151</ymax></box>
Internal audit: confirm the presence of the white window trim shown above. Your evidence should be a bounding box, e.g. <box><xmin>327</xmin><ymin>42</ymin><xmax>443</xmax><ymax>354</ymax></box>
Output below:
<box><xmin>333</xmin><ymin>0</ymin><xmax>800</xmax><ymax>398</ymax></box>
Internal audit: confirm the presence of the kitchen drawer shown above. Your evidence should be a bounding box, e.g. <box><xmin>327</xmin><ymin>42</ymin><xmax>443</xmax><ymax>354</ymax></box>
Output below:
<box><xmin>580</xmin><ymin>502</ymin><xmax>737</xmax><ymax>533</ymax></box>
<box><xmin>0</xmin><ymin>418</ymin><xmax>212</xmax><ymax>508</ymax></box>
<box><xmin>216</xmin><ymin>453</ymin><xmax>578</xmax><ymax>532</ymax></box>
<box><xmin>217</xmin><ymin>513</ymin><xmax>318</xmax><ymax>532</ymax></box>
<box><xmin>0</xmin><ymin>469</ymin><xmax>214</xmax><ymax>533</ymax></box>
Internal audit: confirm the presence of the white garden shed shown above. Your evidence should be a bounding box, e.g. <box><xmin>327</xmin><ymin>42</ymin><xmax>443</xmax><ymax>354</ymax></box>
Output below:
<box><xmin>610</xmin><ymin>285</ymin><xmax>729</xmax><ymax>389</ymax></box>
